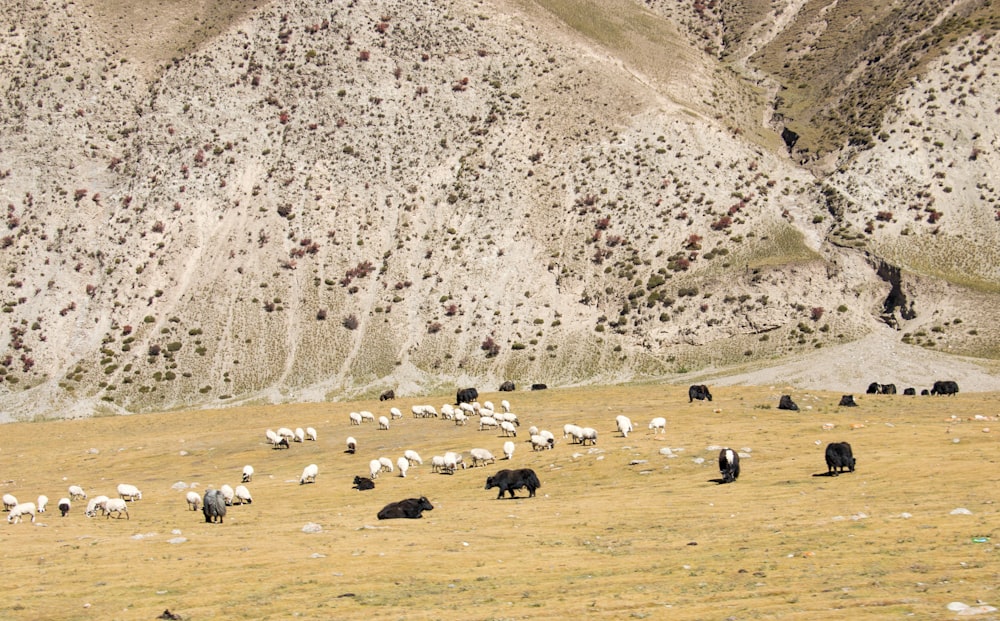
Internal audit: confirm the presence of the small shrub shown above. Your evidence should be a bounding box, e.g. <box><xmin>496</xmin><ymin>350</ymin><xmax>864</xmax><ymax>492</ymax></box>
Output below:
<box><xmin>343</xmin><ymin>314</ymin><xmax>358</xmax><ymax>330</ymax></box>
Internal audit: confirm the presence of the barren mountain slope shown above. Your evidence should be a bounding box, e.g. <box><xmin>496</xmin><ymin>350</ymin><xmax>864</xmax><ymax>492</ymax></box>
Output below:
<box><xmin>0</xmin><ymin>0</ymin><xmax>997</xmax><ymax>421</ymax></box>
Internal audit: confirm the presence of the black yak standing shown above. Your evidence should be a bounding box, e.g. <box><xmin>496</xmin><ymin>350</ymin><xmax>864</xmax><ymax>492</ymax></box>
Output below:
<box><xmin>202</xmin><ymin>489</ymin><xmax>227</xmax><ymax>524</ymax></box>
<box><xmin>718</xmin><ymin>448</ymin><xmax>740</xmax><ymax>484</ymax></box>
<box><xmin>825</xmin><ymin>442</ymin><xmax>856</xmax><ymax>475</ymax></box>
<box><xmin>499</xmin><ymin>380</ymin><xmax>515</xmax><ymax>392</ymax></box>
<box><xmin>456</xmin><ymin>387</ymin><xmax>479</xmax><ymax>405</ymax></box>
<box><xmin>931</xmin><ymin>380</ymin><xmax>959</xmax><ymax>396</ymax></box>
<box><xmin>485</xmin><ymin>468</ymin><xmax>541</xmax><ymax>499</ymax></box>
<box><xmin>377</xmin><ymin>496</ymin><xmax>434</xmax><ymax>519</ymax></box>
<box><xmin>689</xmin><ymin>385</ymin><xmax>713</xmax><ymax>402</ymax></box>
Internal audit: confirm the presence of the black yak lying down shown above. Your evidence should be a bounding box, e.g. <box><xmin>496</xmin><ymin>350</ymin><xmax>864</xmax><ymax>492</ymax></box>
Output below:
<box><xmin>377</xmin><ymin>496</ymin><xmax>434</xmax><ymax>519</ymax></box>
<box><xmin>353</xmin><ymin>475</ymin><xmax>374</xmax><ymax>491</ymax></box>
<box><xmin>825</xmin><ymin>442</ymin><xmax>856</xmax><ymax>475</ymax></box>
<box><xmin>718</xmin><ymin>448</ymin><xmax>740</xmax><ymax>484</ymax></box>
<box><xmin>485</xmin><ymin>468</ymin><xmax>541</xmax><ymax>499</ymax></box>
<box><xmin>777</xmin><ymin>394</ymin><xmax>798</xmax><ymax>411</ymax></box>
<box><xmin>838</xmin><ymin>394</ymin><xmax>858</xmax><ymax>407</ymax></box>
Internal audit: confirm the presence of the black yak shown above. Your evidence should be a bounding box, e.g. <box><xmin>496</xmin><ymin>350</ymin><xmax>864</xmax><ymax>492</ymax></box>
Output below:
<box><xmin>499</xmin><ymin>380</ymin><xmax>515</xmax><ymax>392</ymax></box>
<box><xmin>903</xmin><ymin>387</ymin><xmax>916</xmax><ymax>395</ymax></box>
<box><xmin>825</xmin><ymin>442</ymin><xmax>856</xmax><ymax>475</ymax></box>
<box><xmin>718</xmin><ymin>448</ymin><xmax>740</xmax><ymax>483</ymax></box>
<box><xmin>485</xmin><ymin>468</ymin><xmax>541</xmax><ymax>499</ymax></box>
<box><xmin>689</xmin><ymin>384</ymin><xmax>712</xmax><ymax>402</ymax></box>
<box><xmin>377</xmin><ymin>496</ymin><xmax>434</xmax><ymax>519</ymax></box>
<box><xmin>777</xmin><ymin>395</ymin><xmax>799</xmax><ymax>411</ymax></box>
<box><xmin>530</xmin><ymin>383</ymin><xmax>548</xmax><ymax>391</ymax></box>
<box><xmin>456</xmin><ymin>387</ymin><xmax>479</xmax><ymax>405</ymax></box>
<box><xmin>379</xmin><ymin>389</ymin><xmax>395</xmax><ymax>401</ymax></box>
<box><xmin>931</xmin><ymin>380</ymin><xmax>959</xmax><ymax>396</ymax></box>
<box><xmin>867</xmin><ymin>383</ymin><xmax>897</xmax><ymax>394</ymax></box>
<box><xmin>352</xmin><ymin>475</ymin><xmax>374</xmax><ymax>491</ymax></box>
<box><xmin>838</xmin><ymin>395</ymin><xmax>858</xmax><ymax>407</ymax></box>
<box><xmin>202</xmin><ymin>489</ymin><xmax>227</xmax><ymax>524</ymax></box>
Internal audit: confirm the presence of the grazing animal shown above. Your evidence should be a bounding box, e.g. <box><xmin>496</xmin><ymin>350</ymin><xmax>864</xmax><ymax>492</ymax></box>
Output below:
<box><xmin>273</xmin><ymin>437</ymin><xmax>290</xmax><ymax>450</ymax></box>
<box><xmin>443</xmin><ymin>451</ymin><xmax>465</xmax><ymax>473</ymax></box>
<box><xmin>7</xmin><ymin>502</ymin><xmax>37</xmax><ymax>523</ymax></box>
<box><xmin>530</xmin><ymin>383</ymin><xmax>548</xmax><ymax>391</ymax></box>
<box><xmin>68</xmin><ymin>485</ymin><xmax>87</xmax><ymax>500</ymax></box>
<box><xmin>300</xmin><ymin>464</ymin><xmax>319</xmax><ymax>484</ymax></box>
<box><xmin>265</xmin><ymin>429</ymin><xmax>280</xmax><ymax>444</ymax></box>
<box><xmin>456</xmin><ymin>387</ymin><xmax>479</xmax><ymax>405</ymax></box>
<box><xmin>903</xmin><ymin>387</ymin><xmax>916</xmax><ymax>395</ymax></box>
<box><xmin>220</xmin><ymin>484</ymin><xmax>235</xmax><ymax>505</ymax></box>
<box><xmin>2</xmin><ymin>494</ymin><xmax>17</xmax><ymax>511</ymax></box>
<box><xmin>718</xmin><ymin>448</ymin><xmax>740</xmax><ymax>484</ymax></box>
<box><xmin>688</xmin><ymin>384</ymin><xmax>713</xmax><ymax>402</ymax></box>
<box><xmin>379</xmin><ymin>389</ymin><xmax>396</xmax><ymax>401</ymax></box>
<box><xmin>403</xmin><ymin>449</ymin><xmax>423</xmax><ymax>465</ymax></box>
<box><xmin>397</xmin><ymin>457</ymin><xmax>409</xmax><ymax>477</ymax></box>
<box><xmin>503</xmin><ymin>440</ymin><xmax>515</xmax><ymax>460</ymax></box>
<box><xmin>353</xmin><ymin>475</ymin><xmax>375</xmax><ymax>491</ymax></box>
<box><xmin>377</xmin><ymin>496</ymin><xmax>434</xmax><ymax>520</ymax></box>
<box><xmin>479</xmin><ymin>416</ymin><xmax>499</xmax><ymax>431</ymax></box>
<box><xmin>389</xmin><ymin>407</ymin><xmax>403</xmax><ymax>419</ymax></box>
<box><xmin>233</xmin><ymin>485</ymin><xmax>253</xmax><ymax>505</ymax></box>
<box><xmin>117</xmin><ymin>483</ymin><xmax>142</xmax><ymax>502</ymax></box>
<box><xmin>103</xmin><ymin>498</ymin><xmax>130</xmax><ymax>520</ymax></box>
<box><xmin>294</xmin><ymin>427</ymin><xmax>306</xmax><ymax>443</ymax></box>
<box><xmin>349</xmin><ymin>411</ymin><xmax>363</xmax><ymax>425</ymax></box>
<box><xmin>469</xmin><ymin>448</ymin><xmax>496</xmax><ymax>467</ymax></box>
<box><xmin>242</xmin><ymin>465</ymin><xmax>254</xmax><ymax>483</ymax></box>
<box><xmin>485</xmin><ymin>468</ymin><xmax>541</xmax><ymax>499</ymax></box>
<box><xmin>369</xmin><ymin>459</ymin><xmax>382</xmax><ymax>479</ymax></box>
<box><xmin>306</xmin><ymin>427</ymin><xmax>317</xmax><ymax>441</ymax></box>
<box><xmin>378</xmin><ymin>456</ymin><xmax>395</xmax><ymax>473</ymax></box>
<box><xmin>931</xmin><ymin>380</ymin><xmax>959</xmax><ymax>396</ymax></box>
<box><xmin>378</xmin><ymin>415</ymin><xmax>390</xmax><ymax>430</ymax></box>
<box><xmin>346</xmin><ymin>436</ymin><xmax>357</xmax><ymax>454</ymax></box>
<box><xmin>36</xmin><ymin>495</ymin><xmax>48</xmax><ymax>513</ymax></box>
<box><xmin>579</xmin><ymin>427</ymin><xmax>598</xmax><ymax>446</ymax></box>
<box><xmin>58</xmin><ymin>498</ymin><xmax>71</xmax><ymax>517</ymax></box>
<box><xmin>921</xmin><ymin>389</ymin><xmax>930</xmax><ymax>396</ymax></box>
<box><xmin>777</xmin><ymin>395</ymin><xmax>799</xmax><ymax>411</ymax></box>
<box><xmin>85</xmin><ymin>496</ymin><xmax>109</xmax><ymax>517</ymax></box>
<box><xmin>500</xmin><ymin>400</ymin><xmax>511</xmax><ymax>413</ymax></box>
<box><xmin>202</xmin><ymin>489</ymin><xmax>227</xmax><ymax>523</ymax></box>
<box><xmin>838</xmin><ymin>395</ymin><xmax>858</xmax><ymax>407</ymax></box>
<box><xmin>500</xmin><ymin>421</ymin><xmax>518</xmax><ymax>437</ymax></box>
<box><xmin>530</xmin><ymin>434</ymin><xmax>554</xmax><ymax>451</ymax></box>
<box><xmin>186</xmin><ymin>491</ymin><xmax>202</xmax><ymax>511</ymax></box>
<box><xmin>360</xmin><ymin>411</ymin><xmax>376</xmax><ymax>423</ymax></box>
<box><xmin>616</xmin><ymin>415</ymin><xmax>633</xmax><ymax>437</ymax></box>
<box><xmin>649</xmin><ymin>417</ymin><xmax>667</xmax><ymax>434</ymax></box>
<box><xmin>867</xmin><ymin>382</ymin><xmax>897</xmax><ymax>395</ymax></box>
<box><xmin>825</xmin><ymin>442</ymin><xmax>856</xmax><ymax>475</ymax></box>
<box><xmin>499</xmin><ymin>380</ymin><xmax>515</xmax><ymax>392</ymax></box>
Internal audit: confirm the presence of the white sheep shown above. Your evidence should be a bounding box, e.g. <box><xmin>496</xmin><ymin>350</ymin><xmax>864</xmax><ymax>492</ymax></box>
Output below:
<box><xmin>483</xmin><ymin>400</ymin><xmax>495</xmax><ymax>412</ymax></box>
<box><xmin>497</xmin><ymin>412</ymin><xmax>520</xmax><ymax>426</ymax></box>
<box><xmin>277</xmin><ymin>427</ymin><xmax>296</xmax><ymax>441</ymax></box>
<box><xmin>501</xmin><ymin>399</ymin><xmax>511</xmax><ymax>413</ymax></box>
<box><xmin>220</xmin><ymin>484</ymin><xmax>235</xmax><ymax>505</ymax></box>
<box><xmin>411</xmin><ymin>405</ymin><xmax>426</xmax><ymax>418</ymax></box>
<box><xmin>349</xmin><ymin>411</ymin><xmax>362</xmax><ymax>425</ymax></box>
<box><xmin>443</xmin><ymin>451</ymin><xmax>465</xmax><ymax>472</ymax></box>
<box><xmin>117</xmin><ymin>483</ymin><xmax>143</xmax><ymax>501</ymax></box>
<box><xmin>459</xmin><ymin>402</ymin><xmax>476</xmax><ymax>415</ymax></box>
<box><xmin>242</xmin><ymin>465</ymin><xmax>254</xmax><ymax>483</ymax></box>
<box><xmin>469</xmin><ymin>448</ymin><xmax>495</xmax><ymax>467</ymax></box>
<box><xmin>265</xmin><ymin>429</ymin><xmax>280</xmax><ymax>444</ymax></box>
<box><xmin>404</xmin><ymin>449</ymin><xmax>423</xmax><ymax>465</ymax></box>
<box><xmin>233</xmin><ymin>485</ymin><xmax>253</xmax><ymax>505</ymax></box>
<box><xmin>616</xmin><ymin>415</ymin><xmax>633</xmax><ymax>437</ymax></box>
<box><xmin>530</xmin><ymin>434</ymin><xmax>554</xmax><ymax>451</ymax></box>
<box><xmin>369</xmin><ymin>459</ymin><xmax>382</xmax><ymax>479</ymax></box>
<box><xmin>378</xmin><ymin>456</ymin><xmax>394</xmax><ymax>473</ymax></box>
<box><xmin>540</xmin><ymin>429</ymin><xmax>555</xmax><ymax>444</ymax></box>
<box><xmin>500</xmin><ymin>421</ymin><xmax>518</xmax><ymax>437</ymax></box>
<box><xmin>306</xmin><ymin>427</ymin><xmax>318</xmax><ymax>441</ymax></box>
<box><xmin>378</xmin><ymin>415</ymin><xmax>390</xmax><ymax>430</ymax></box>
<box><xmin>58</xmin><ymin>498</ymin><xmax>71</xmax><ymax>517</ymax></box>
<box><xmin>186</xmin><ymin>491</ymin><xmax>202</xmax><ymax>511</ymax></box>
<box><xmin>431</xmin><ymin>455</ymin><xmax>446</xmax><ymax>473</ymax></box>
<box><xmin>423</xmin><ymin>405</ymin><xmax>439</xmax><ymax>418</ymax></box>
<box><xmin>300</xmin><ymin>464</ymin><xmax>319</xmax><ymax>485</ymax></box>
<box><xmin>479</xmin><ymin>416</ymin><xmax>499</xmax><ymax>431</ymax></box>
<box><xmin>294</xmin><ymin>427</ymin><xmax>306</xmax><ymax>442</ymax></box>
<box><xmin>563</xmin><ymin>423</ymin><xmax>582</xmax><ymax>440</ymax></box>
<box><xmin>649</xmin><ymin>417</ymin><xmax>667</xmax><ymax>434</ymax></box>
<box><xmin>454</xmin><ymin>411</ymin><xmax>469</xmax><ymax>426</ymax></box>
<box><xmin>103</xmin><ymin>498</ymin><xmax>129</xmax><ymax>520</ymax></box>
<box><xmin>360</xmin><ymin>411</ymin><xmax>375</xmax><ymax>423</ymax></box>
<box><xmin>85</xmin><ymin>495</ymin><xmax>109</xmax><ymax>517</ymax></box>
<box><xmin>503</xmin><ymin>440</ymin><xmax>515</xmax><ymax>460</ymax></box>
<box><xmin>440</xmin><ymin>404</ymin><xmax>455</xmax><ymax>420</ymax></box>
<box><xmin>7</xmin><ymin>502</ymin><xmax>36</xmax><ymax>524</ymax></box>
<box><xmin>396</xmin><ymin>457</ymin><xmax>409</xmax><ymax>477</ymax></box>
<box><xmin>68</xmin><ymin>485</ymin><xmax>87</xmax><ymax>500</ymax></box>
<box><xmin>528</xmin><ymin>425</ymin><xmax>539</xmax><ymax>437</ymax></box>
<box><xmin>2</xmin><ymin>493</ymin><xmax>18</xmax><ymax>511</ymax></box>
<box><xmin>580</xmin><ymin>427</ymin><xmax>598</xmax><ymax>446</ymax></box>
<box><xmin>37</xmin><ymin>495</ymin><xmax>48</xmax><ymax>513</ymax></box>
<box><xmin>346</xmin><ymin>436</ymin><xmax>357</xmax><ymax>454</ymax></box>
<box><xmin>389</xmin><ymin>407</ymin><xmax>403</xmax><ymax>419</ymax></box>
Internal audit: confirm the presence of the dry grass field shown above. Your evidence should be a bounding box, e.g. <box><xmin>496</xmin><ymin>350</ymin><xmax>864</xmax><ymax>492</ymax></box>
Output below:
<box><xmin>2</xmin><ymin>384</ymin><xmax>999</xmax><ymax>620</ymax></box>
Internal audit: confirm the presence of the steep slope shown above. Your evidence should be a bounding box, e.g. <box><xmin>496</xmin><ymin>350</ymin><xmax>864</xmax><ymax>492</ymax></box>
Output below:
<box><xmin>0</xmin><ymin>0</ymin><xmax>997</xmax><ymax>421</ymax></box>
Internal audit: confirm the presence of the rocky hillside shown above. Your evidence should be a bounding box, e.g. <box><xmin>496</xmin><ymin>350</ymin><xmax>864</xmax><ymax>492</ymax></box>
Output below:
<box><xmin>0</xmin><ymin>0</ymin><xmax>997</xmax><ymax>420</ymax></box>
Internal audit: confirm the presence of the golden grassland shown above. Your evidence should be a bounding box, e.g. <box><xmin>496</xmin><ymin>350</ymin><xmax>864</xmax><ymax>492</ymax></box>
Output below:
<box><xmin>2</xmin><ymin>384</ymin><xmax>999</xmax><ymax>620</ymax></box>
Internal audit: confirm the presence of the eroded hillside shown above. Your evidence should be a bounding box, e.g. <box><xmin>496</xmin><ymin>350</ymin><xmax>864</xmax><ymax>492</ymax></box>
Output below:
<box><xmin>0</xmin><ymin>0</ymin><xmax>998</xmax><ymax>420</ymax></box>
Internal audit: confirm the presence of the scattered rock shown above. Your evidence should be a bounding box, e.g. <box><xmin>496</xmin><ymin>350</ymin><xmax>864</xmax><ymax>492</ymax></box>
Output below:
<box><xmin>950</xmin><ymin>508</ymin><xmax>973</xmax><ymax>515</ymax></box>
<box><xmin>302</xmin><ymin>522</ymin><xmax>323</xmax><ymax>534</ymax></box>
